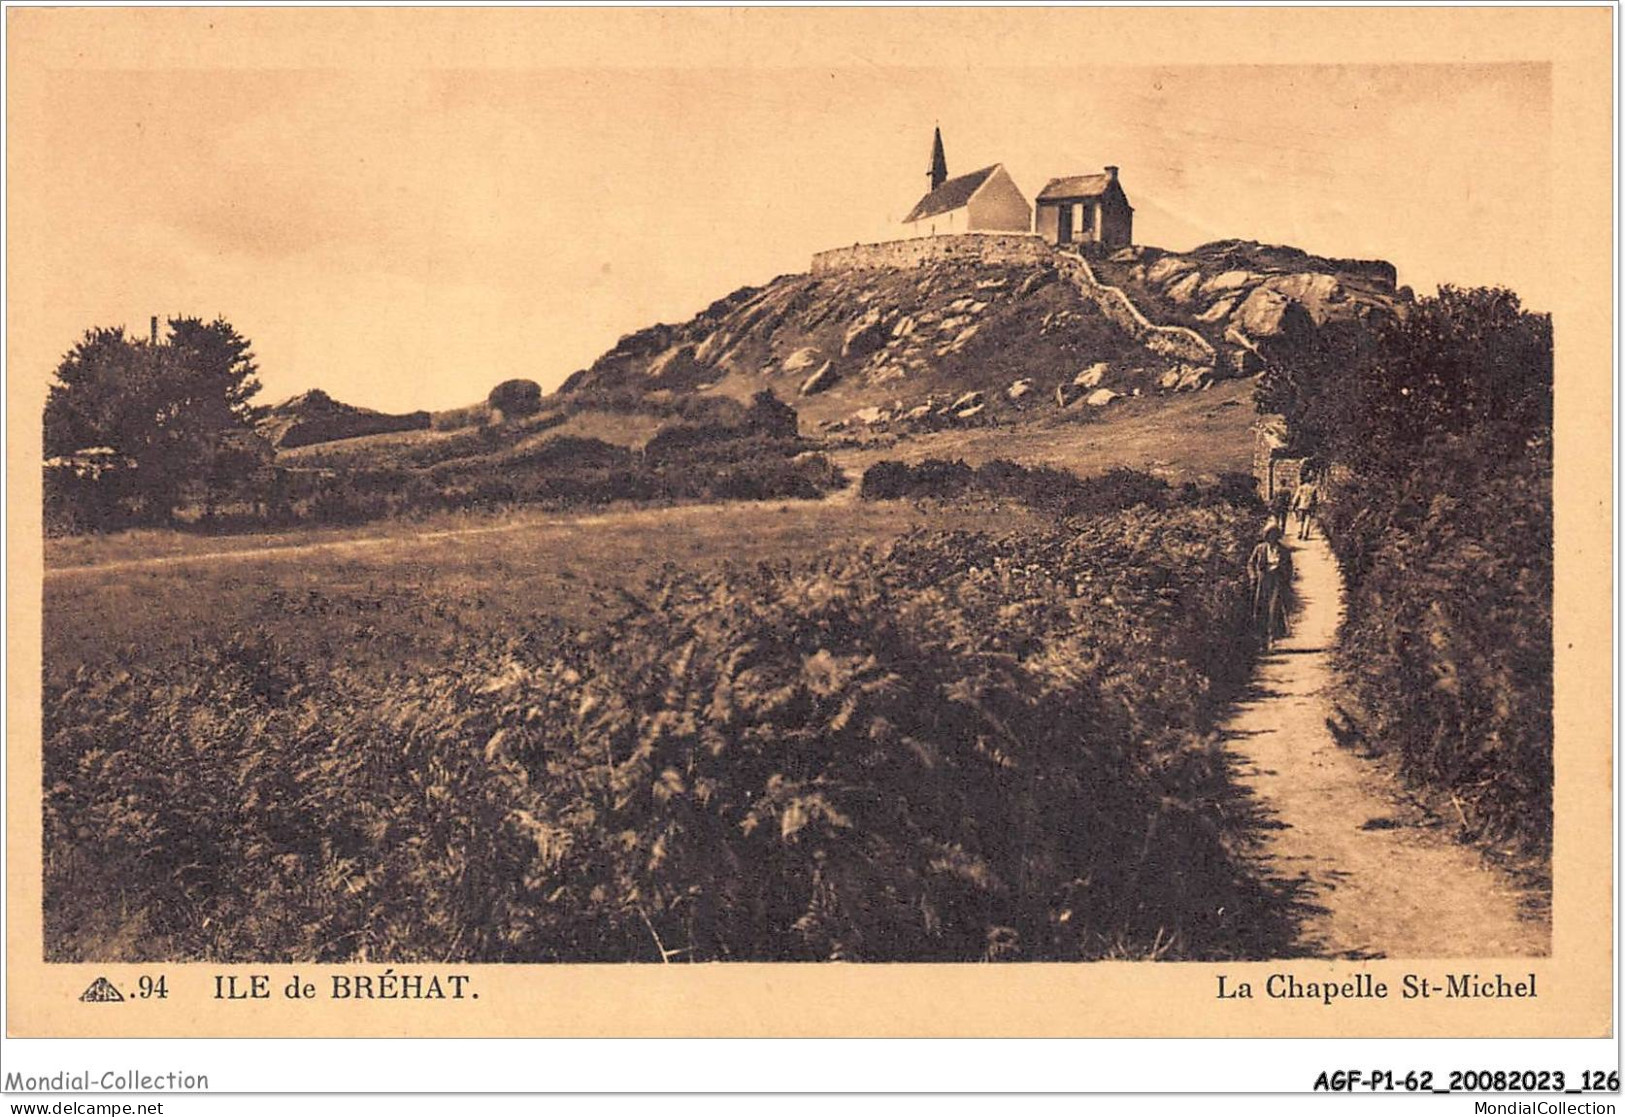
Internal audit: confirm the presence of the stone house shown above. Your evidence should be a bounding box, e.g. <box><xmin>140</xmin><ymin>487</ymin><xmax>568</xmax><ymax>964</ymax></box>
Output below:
<box><xmin>1035</xmin><ymin>167</ymin><xmax>1134</xmax><ymax>251</ymax></box>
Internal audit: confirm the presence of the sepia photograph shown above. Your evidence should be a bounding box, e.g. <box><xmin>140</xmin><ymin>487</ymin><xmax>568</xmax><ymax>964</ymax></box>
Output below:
<box><xmin>4</xmin><ymin>5</ymin><xmax>1611</xmax><ymax>1048</ymax></box>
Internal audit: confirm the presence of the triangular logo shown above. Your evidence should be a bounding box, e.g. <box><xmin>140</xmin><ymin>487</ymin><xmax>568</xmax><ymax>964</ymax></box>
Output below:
<box><xmin>79</xmin><ymin>976</ymin><xmax>124</xmax><ymax>1003</ymax></box>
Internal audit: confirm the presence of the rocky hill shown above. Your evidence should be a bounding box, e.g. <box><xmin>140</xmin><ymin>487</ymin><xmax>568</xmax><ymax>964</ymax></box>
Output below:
<box><xmin>258</xmin><ymin>389</ymin><xmax>431</xmax><ymax>449</ymax></box>
<box><xmin>1093</xmin><ymin>240</ymin><xmax>1407</xmax><ymax>373</ymax></box>
<box><xmin>557</xmin><ymin>238</ymin><xmax>1405</xmax><ymax>435</ymax></box>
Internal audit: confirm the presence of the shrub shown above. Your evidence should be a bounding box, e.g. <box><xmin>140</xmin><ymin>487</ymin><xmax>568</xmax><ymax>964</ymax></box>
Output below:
<box><xmin>45</xmin><ymin>502</ymin><xmax>1268</xmax><ymax>963</ymax></box>
<box><xmin>1321</xmin><ymin>436</ymin><xmax>1552</xmax><ymax>851</ymax></box>
<box><xmin>858</xmin><ymin>460</ymin><xmax>1246</xmax><ymax>522</ymax></box>
<box><xmin>488</xmin><ymin>379</ymin><xmax>543</xmax><ymax>419</ymax></box>
<box><xmin>1260</xmin><ymin>286</ymin><xmax>1553</xmax><ymax>854</ymax></box>
<box><xmin>859</xmin><ymin>458</ymin><xmax>973</xmax><ymax>501</ymax></box>
<box><xmin>743</xmin><ymin>390</ymin><xmax>799</xmax><ymax>438</ymax></box>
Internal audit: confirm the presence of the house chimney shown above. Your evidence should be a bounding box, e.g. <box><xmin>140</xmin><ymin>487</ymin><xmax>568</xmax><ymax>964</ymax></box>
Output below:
<box><xmin>1104</xmin><ymin>165</ymin><xmax>1119</xmax><ymax>183</ymax></box>
<box><xmin>150</xmin><ymin>316</ymin><xmax>158</xmax><ymax>346</ymax></box>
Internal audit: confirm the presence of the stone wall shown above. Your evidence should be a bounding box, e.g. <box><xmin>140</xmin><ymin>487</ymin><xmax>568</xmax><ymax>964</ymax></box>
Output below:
<box><xmin>1267</xmin><ymin>456</ymin><xmax>1309</xmax><ymax>503</ymax></box>
<box><xmin>1253</xmin><ymin>414</ymin><xmax>1310</xmax><ymax>502</ymax></box>
<box><xmin>811</xmin><ymin>234</ymin><xmax>1053</xmax><ymax>275</ymax></box>
<box><xmin>1056</xmin><ymin>250</ymin><xmax>1217</xmax><ymax>367</ymax></box>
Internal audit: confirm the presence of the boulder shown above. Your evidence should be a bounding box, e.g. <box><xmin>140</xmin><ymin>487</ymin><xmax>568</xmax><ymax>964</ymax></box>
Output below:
<box><xmin>1056</xmin><ymin>383</ymin><xmax>1084</xmax><ymax>408</ymax></box>
<box><xmin>647</xmin><ymin>343</ymin><xmax>702</xmax><ymax>383</ymax></box>
<box><xmin>1166</xmin><ymin>272</ymin><xmax>1203</xmax><ymax>305</ymax></box>
<box><xmin>1074</xmin><ymin>362</ymin><xmax>1110</xmax><ymax>388</ymax></box>
<box><xmin>954</xmin><ymin>404</ymin><xmax>986</xmax><ymax>420</ymax></box>
<box><xmin>902</xmin><ymin>403</ymin><xmax>935</xmax><ymax>422</ymax></box>
<box><xmin>1195</xmin><ymin>297</ymin><xmax>1238</xmax><ymax>324</ymax></box>
<box><xmin>1235</xmin><ymin>287</ymin><xmax>1315</xmax><ymax>339</ymax></box>
<box><xmin>1147</xmin><ymin>256</ymin><xmax>1196</xmax><ymax>286</ymax></box>
<box><xmin>951</xmin><ymin>324</ymin><xmax>981</xmax><ymax>347</ymax></box>
<box><xmin>1158</xmin><ymin>368</ymin><xmax>1183</xmax><ymax>391</ymax></box>
<box><xmin>975</xmin><ymin>277</ymin><xmax>1008</xmax><ymax>290</ymax></box>
<box><xmin>842</xmin><ymin>316</ymin><xmax>889</xmax><ymax>359</ymax></box>
<box><xmin>693</xmin><ymin>330</ymin><xmax>731</xmax><ymax>366</ymax></box>
<box><xmin>1017</xmin><ymin>268</ymin><xmax>1057</xmax><ymax>297</ymax></box>
<box><xmin>1266</xmin><ymin>272</ymin><xmax>1345</xmax><ymax>324</ymax></box>
<box><xmin>1085</xmin><ymin>388</ymin><xmax>1121</xmax><ymax>407</ymax></box>
<box><xmin>950</xmin><ymin>390</ymin><xmax>985</xmax><ymax>413</ymax></box>
<box><xmin>1201</xmin><ymin>269</ymin><xmax>1262</xmax><ymax>296</ymax></box>
<box><xmin>1109</xmin><ymin>246</ymin><xmax>1140</xmax><ymax>264</ymax></box>
<box><xmin>891</xmin><ymin>315</ymin><xmax>917</xmax><ymax>339</ymax></box>
<box><xmin>783</xmin><ymin>346</ymin><xmax>823</xmax><ymax>374</ymax></box>
<box><xmin>853</xmin><ymin>406</ymin><xmax>889</xmax><ymax>426</ymax></box>
<box><xmin>1175</xmin><ymin>365</ymin><xmax>1213</xmax><ymax>392</ymax></box>
<box><xmin>799</xmin><ymin>361</ymin><xmax>840</xmax><ymax>396</ymax></box>
<box><xmin>1007</xmin><ymin>378</ymin><xmax>1035</xmax><ymax>400</ymax></box>
<box><xmin>1224</xmin><ymin>345</ymin><xmax>1263</xmax><ymax>377</ymax></box>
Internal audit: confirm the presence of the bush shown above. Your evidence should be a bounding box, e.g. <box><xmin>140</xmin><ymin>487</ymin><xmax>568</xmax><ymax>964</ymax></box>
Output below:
<box><xmin>858</xmin><ymin>460</ymin><xmax>1257</xmax><ymax>522</ymax></box>
<box><xmin>1260</xmin><ymin>286</ymin><xmax>1553</xmax><ymax>854</ymax></box>
<box><xmin>743</xmin><ymin>390</ymin><xmax>799</xmax><ymax>438</ymax></box>
<box><xmin>45</xmin><ymin>502</ymin><xmax>1269</xmax><ymax>963</ymax></box>
<box><xmin>1321</xmin><ymin>436</ymin><xmax>1551</xmax><ymax>850</ymax></box>
<box><xmin>488</xmin><ymin>379</ymin><xmax>543</xmax><ymax>420</ymax></box>
<box><xmin>45</xmin><ymin>464</ymin><xmax>130</xmax><ymax>534</ymax></box>
<box><xmin>859</xmin><ymin>458</ymin><xmax>973</xmax><ymax>501</ymax></box>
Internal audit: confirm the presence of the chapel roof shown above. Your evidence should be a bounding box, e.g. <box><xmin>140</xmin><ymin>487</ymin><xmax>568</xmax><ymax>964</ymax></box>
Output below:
<box><xmin>903</xmin><ymin>164</ymin><xmax>1002</xmax><ymax>223</ymax></box>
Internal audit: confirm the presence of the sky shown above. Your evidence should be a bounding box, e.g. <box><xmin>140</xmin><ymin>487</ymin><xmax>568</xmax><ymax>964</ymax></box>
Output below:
<box><xmin>8</xmin><ymin>9</ymin><xmax>1563</xmax><ymax>415</ymax></box>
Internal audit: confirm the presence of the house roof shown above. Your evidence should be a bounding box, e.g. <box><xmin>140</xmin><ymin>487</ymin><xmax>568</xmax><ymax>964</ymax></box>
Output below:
<box><xmin>903</xmin><ymin>164</ymin><xmax>1001</xmax><ymax>223</ymax></box>
<box><xmin>1037</xmin><ymin>174</ymin><xmax>1118</xmax><ymax>202</ymax></box>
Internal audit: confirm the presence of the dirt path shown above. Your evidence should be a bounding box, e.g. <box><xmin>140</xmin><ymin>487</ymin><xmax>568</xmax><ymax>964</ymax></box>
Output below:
<box><xmin>1221</xmin><ymin>531</ymin><xmax>1548</xmax><ymax>958</ymax></box>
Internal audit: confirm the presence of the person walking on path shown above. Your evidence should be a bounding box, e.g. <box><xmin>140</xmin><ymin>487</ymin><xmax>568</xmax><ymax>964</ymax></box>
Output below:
<box><xmin>1290</xmin><ymin>476</ymin><xmax>1319</xmax><ymax>540</ymax></box>
<box><xmin>1271</xmin><ymin>488</ymin><xmax>1291</xmax><ymax>536</ymax></box>
<box><xmin>1248</xmin><ymin>524</ymin><xmax>1293</xmax><ymax>648</ymax></box>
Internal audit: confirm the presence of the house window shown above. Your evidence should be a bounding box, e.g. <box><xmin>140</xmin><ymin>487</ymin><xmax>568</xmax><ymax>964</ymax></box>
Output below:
<box><xmin>1075</xmin><ymin>203</ymin><xmax>1092</xmax><ymax>233</ymax></box>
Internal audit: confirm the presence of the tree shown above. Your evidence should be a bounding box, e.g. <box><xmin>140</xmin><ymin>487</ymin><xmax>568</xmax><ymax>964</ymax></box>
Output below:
<box><xmin>1353</xmin><ymin>286</ymin><xmax>1551</xmax><ymax>472</ymax></box>
<box><xmin>1254</xmin><ymin>317</ymin><xmax>1378</xmax><ymax>457</ymax></box>
<box><xmin>1257</xmin><ymin>286</ymin><xmax>1552</xmax><ymax>477</ymax></box>
<box><xmin>44</xmin><ymin>316</ymin><xmax>263</xmax><ymax>523</ymax></box>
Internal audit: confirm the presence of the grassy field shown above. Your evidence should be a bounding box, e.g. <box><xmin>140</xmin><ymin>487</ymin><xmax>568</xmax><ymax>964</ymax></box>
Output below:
<box><xmin>45</xmin><ymin>497</ymin><xmax>1039</xmax><ymax>685</ymax></box>
<box><xmin>44</xmin><ymin>401</ymin><xmax>1275</xmax><ymax>963</ymax></box>
<box><xmin>48</xmin><ymin>383</ymin><xmax>1253</xmax><ymax>569</ymax></box>
<box><xmin>824</xmin><ymin>378</ymin><xmax>1255</xmax><ymax>481</ymax></box>
<box><xmin>45</xmin><ymin>487</ymin><xmax>1278</xmax><ymax>963</ymax></box>
<box><xmin>47</xmin><ymin>390</ymin><xmax>1257</xmax><ymax>690</ymax></box>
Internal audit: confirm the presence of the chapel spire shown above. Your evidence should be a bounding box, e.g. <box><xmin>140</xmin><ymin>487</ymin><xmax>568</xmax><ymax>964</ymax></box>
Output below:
<box><xmin>927</xmin><ymin>127</ymin><xmax>948</xmax><ymax>192</ymax></box>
